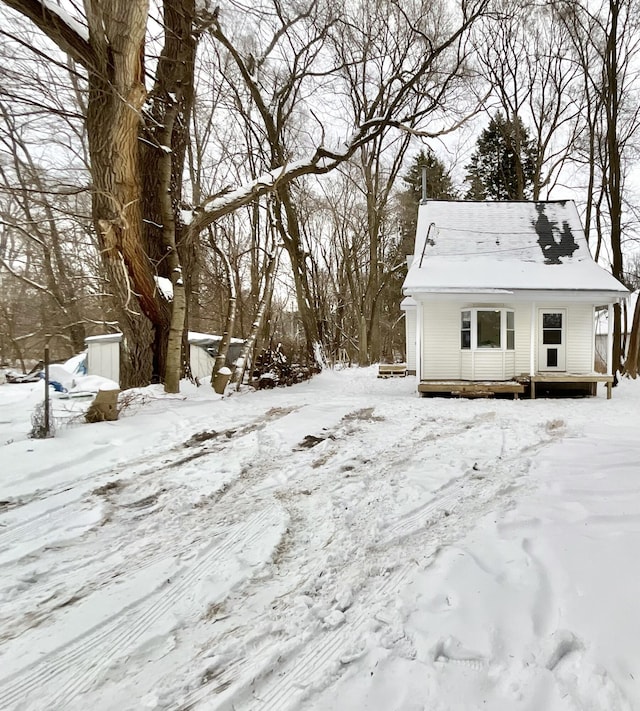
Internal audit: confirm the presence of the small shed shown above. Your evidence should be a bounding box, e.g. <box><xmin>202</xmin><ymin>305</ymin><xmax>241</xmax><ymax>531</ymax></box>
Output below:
<box><xmin>188</xmin><ymin>332</ymin><xmax>246</xmax><ymax>381</ymax></box>
<box><xmin>85</xmin><ymin>333</ymin><xmax>122</xmax><ymax>385</ymax></box>
<box><xmin>84</xmin><ymin>331</ymin><xmax>245</xmax><ymax>386</ymax></box>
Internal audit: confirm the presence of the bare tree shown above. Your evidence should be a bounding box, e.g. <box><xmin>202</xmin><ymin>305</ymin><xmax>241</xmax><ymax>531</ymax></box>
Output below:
<box><xmin>471</xmin><ymin>0</ymin><xmax>583</xmax><ymax>198</ymax></box>
<box><xmin>555</xmin><ymin>0</ymin><xmax>640</xmax><ymax>375</ymax></box>
<box><xmin>1</xmin><ymin>0</ymin><xmax>489</xmax><ymax>388</ymax></box>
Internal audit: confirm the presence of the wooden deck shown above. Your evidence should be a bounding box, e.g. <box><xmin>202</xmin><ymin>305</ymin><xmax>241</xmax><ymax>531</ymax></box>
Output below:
<box><xmin>418</xmin><ymin>380</ymin><xmax>525</xmax><ymax>399</ymax></box>
<box><xmin>526</xmin><ymin>373</ymin><xmax>614</xmax><ymax>399</ymax></box>
<box><xmin>417</xmin><ymin>374</ymin><xmax>614</xmax><ymax>399</ymax></box>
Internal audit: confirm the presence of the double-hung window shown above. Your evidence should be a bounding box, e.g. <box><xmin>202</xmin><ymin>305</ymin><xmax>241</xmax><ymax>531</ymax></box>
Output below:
<box><xmin>461</xmin><ymin>309</ymin><xmax>515</xmax><ymax>350</ymax></box>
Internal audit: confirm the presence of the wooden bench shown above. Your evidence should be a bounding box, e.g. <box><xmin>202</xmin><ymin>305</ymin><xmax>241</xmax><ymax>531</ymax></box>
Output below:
<box><xmin>377</xmin><ymin>363</ymin><xmax>408</xmax><ymax>378</ymax></box>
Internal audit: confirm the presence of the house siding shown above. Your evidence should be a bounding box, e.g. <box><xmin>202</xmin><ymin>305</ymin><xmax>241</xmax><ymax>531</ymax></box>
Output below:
<box><xmin>566</xmin><ymin>303</ymin><xmax>595</xmax><ymax>373</ymax></box>
<box><xmin>405</xmin><ymin>308</ymin><xmax>416</xmax><ymax>373</ymax></box>
<box><xmin>422</xmin><ymin>302</ymin><xmax>461</xmax><ymax>379</ymax></box>
<box><xmin>514</xmin><ymin>307</ymin><xmax>532</xmax><ymax>376</ymax></box>
<box><xmin>419</xmin><ymin>299</ymin><xmax>596</xmax><ymax>382</ymax></box>
<box><xmin>460</xmin><ymin>351</ymin><xmax>516</xmax><ymax>379</ymax></box>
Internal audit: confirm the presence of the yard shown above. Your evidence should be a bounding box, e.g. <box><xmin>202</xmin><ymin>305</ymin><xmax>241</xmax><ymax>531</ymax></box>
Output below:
<box><xmin>0</xmin><ymin>369</ymin><xmax>638</xmax><ymax>710</ymax></box>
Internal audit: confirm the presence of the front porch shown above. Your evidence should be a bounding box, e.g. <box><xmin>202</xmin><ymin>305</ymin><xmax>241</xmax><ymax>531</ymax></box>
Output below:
<box><xmin>418</xmin><ymin>380</ymin><xmax>525</xmax><ymax>399</ymax></box>
<box><xmin>524</xmin><ymin>373</ymin><xmax>614</xmax><ymax>399</ymax></box>
<box><xmin>418</xmin><ymin>373</ymin><xmax>614</xmax><ymax>399</ymax></box>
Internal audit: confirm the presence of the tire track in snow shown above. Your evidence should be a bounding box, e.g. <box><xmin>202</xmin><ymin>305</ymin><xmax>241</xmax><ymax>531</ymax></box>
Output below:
<box><xmin>0</xmin><ymin>504</ymin><xmax>285</xmax><ymax>710</ymax></box>
<box><xmin>178</xmin><ymin>413</ymin><xmax>553</xmax><ymax>711</ymax></box>
<box><xmin>236</xmin><ymin>565</ymin><xmax>413</xmax><ymax>711</ymax></box>
<box><xmin>1</xmin><ymin>406</ymin><xmax>301</xmax><ymax>515</ymax></box>
<box><xmin>0</xmin><ymin>499</ymin><xmax>79</xmax><ymax>549</ymax></box>
<box><xmin>176</xmin><ymin>563</ymin><xmax>415</xmax><ymax>711</ymax></box>
<box><xmin>0</xmin><ymin>408</ymin><xmax>300</xmax><ymax>567</ymax></box>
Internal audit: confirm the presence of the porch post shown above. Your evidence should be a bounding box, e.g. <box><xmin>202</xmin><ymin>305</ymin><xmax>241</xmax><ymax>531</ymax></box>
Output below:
<box><xmin>416</xmin><ymin>300</ymin><xmax>423</xmax><ymax>382</ymax></box>
<box><xmin>606</xmin><ymin>302</ymin><xmax>614</xmax><ymax>376</ymax></box>
<box><xmin>530</xmin><ymin>302</ymin><xmax>536</xmax><ymax>376</ymax></box>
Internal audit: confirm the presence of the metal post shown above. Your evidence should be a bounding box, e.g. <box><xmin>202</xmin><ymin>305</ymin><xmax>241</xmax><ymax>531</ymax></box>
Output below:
<box><xmin>44</xmin><ymin>345</ymin><xmax>50</xmax><ymax>437</ymax></box>
<box><xmin>421</xmin><ymin>165</ymin><xmax>427</xmax><ymax>203</ymax></box>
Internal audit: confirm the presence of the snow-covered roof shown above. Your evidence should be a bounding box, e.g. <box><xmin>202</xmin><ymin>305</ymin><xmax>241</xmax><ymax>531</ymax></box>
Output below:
<box><xmin>403</xmin><ymin>200</ymin><xmax>628</xmax><ymax>298</ymax></box>
<box><xmin>85</xmin><ymin>333</ymin><xmax>122</xmax><ymax>344</ymax></box>
<box><xmin>85</xmin><ymin>331</ymin><xmax>245</xmax><ymax>346</ymax></box>
<box><xmin>188</xmin><ymin>331</ymin><xmax>245</xmax><ymax>346</ymax></box>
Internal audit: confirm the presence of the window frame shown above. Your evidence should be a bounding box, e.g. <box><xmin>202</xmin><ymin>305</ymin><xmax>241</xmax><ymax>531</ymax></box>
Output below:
<box><xmin>461</xmin><ymin>308</ymin><xmax>515</xmax><ymax>351</ymax></box>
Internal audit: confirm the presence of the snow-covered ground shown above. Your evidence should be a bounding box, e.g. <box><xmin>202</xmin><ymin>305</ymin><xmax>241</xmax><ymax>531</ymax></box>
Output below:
<box><xmin>0</xmin><ymin>369</ymin><xmax>639</xmax><ymax>710</ymax></box>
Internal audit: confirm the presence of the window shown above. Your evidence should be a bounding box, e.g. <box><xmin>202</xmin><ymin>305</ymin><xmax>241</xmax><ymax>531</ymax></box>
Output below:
<box><xmin>507</xmin><ymin>311</ymin><xmax>515</xmax><ymax>350</ymax></box>
<box><xmin>461</xmin><ymin>311</ymin><xmax>471</xmax><ymax>349</ymax></box>
<box><xmin>460</xmin><ymin>308</ymin><xmax>515</xmax><ymax>351</ymax></box>
<box><xmin>542</xmin><ymin>312</ymin><xmax>562</xmax><ymax>344</ymax></box>
<box><xmin>477</xmin><ymin>310</ymin><xmax>501</xmax><ymax>348</ymax></box>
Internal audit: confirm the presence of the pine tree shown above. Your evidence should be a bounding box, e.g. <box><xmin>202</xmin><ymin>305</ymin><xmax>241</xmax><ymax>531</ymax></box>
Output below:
<box><xmin>397</xmin><ymin>149</ymin><xmax>457</xmax><ymax>252</ymax></box>
<box><xmin>464</xmin><ymin>112</ymin><xmax>538</xmax><ymax>200</ymax></box>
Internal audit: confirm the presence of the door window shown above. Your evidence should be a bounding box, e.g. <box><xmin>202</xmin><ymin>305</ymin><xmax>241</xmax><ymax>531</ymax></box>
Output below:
<box><xmin>542</xmin><ymin>313</ymin><xmax>562</xmax><ymax>345</ymax></box>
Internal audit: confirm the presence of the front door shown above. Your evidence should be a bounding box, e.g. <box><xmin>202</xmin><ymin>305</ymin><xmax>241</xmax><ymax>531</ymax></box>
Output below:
<box><xmin>538</xmin><ymin>309</ymin><xmax>566</xmax><ymax>371</ymax></box>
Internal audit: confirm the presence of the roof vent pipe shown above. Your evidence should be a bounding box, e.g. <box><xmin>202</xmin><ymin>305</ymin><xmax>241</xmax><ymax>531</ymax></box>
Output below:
<box><xmin>421</xmin><ymin>165</ymin><xmax>427</xmax><ymax>202</ymax></box>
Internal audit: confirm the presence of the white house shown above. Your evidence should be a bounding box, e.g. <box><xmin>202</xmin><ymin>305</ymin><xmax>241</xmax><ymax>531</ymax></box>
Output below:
<box><xmin>402</xmin><ymin>200</ymin><xmax>628</xmax><ymax>398</ymax></box>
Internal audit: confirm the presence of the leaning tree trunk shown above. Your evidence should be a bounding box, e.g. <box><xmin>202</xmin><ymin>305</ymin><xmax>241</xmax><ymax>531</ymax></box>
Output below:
<box><xmin>231</xmin><ymin>251</ymin><xmax>278</xmax><ymax>387</ymax></box>
<box><xmin>208</xmin><ymin>229</ymin><xmax>237</xmax><ymax>380</ymax></box>
<box><xmin>273</xmin><ymin>188</ymin><xmax>323</xmax><ymax>363</ymax></box>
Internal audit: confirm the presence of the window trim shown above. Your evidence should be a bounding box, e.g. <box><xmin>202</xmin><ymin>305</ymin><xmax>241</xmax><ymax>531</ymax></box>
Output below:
<box><xmin>461</xmin><ymin>308</ymin><xmax>515</xmax><ymax>351</ymax></box>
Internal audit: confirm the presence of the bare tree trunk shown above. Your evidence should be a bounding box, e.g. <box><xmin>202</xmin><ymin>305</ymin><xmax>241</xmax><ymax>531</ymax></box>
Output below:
<box><xmin>273</xmin><ymin>189</ymin><xmax>323</xmax><ymax>358</ymax></box>
<box><xmin>208</xmin><ymin>228</ymin><xmax>237</xmax><ymax>379</ymax></box>
<box><xmin>231</xmin><ymin>251</ymin><xmax>278</xmax><ymax>387</ymax></box>
<box><xmin>158</xmin><ymin>101</ymin><xmax>186</xmax><ymax>393</ymax></box>
<box><xmin>623</xmin><ymin>296</ymin><xmax>640</xmax><ymax>377</ymax></box>
<box><xmin>83</xmin><ymin>0</ymin><xmax>163</xmax><ymax>388</ymax></box>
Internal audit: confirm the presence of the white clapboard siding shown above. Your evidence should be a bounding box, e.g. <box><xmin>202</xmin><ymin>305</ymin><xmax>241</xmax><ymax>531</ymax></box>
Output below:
<box><xmin>461</xmin><ymin>351</ymin><xmax>473</xmax><ymax>380</ymax></box>
<box><xmin>422</xmin><ymin>302</ymin><xmax>461</xmax><ymax>379</ymax></box>
<box><xmin>472</xmin><ymin>350</ymin><xmax>510</xmax><ymax>380</ymax></box>
<box><xmin>405</xmin><ymin>308</ymin><xmax>416</xmax><ymax>373</ymax></box>
<box><xmin>514</xmin><ymin>306</ymin><xmax>532</xmax><ymax>376</ymax></box>
<box><xmin>566</xmin><ymin>303</ymin><xmax>595</xmax><ymax>373</ymax></box>
<box><xmin>417</xmin><ymin>299</ymin><xmax>597</xmax><ymax>382</ymax></box>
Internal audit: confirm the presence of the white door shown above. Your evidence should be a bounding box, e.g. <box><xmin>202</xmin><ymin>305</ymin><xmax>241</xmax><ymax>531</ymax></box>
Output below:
<box><xmin>538</xmin><ymin>309</ymin><xmax>566</xmax><ymax>371</ymax></box>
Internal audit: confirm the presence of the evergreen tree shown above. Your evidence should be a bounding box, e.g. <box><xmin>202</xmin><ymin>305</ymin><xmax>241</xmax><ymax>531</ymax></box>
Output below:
<box><xmin>464</xmin><ymin>112</ymin><xmax>538</xmax><ymax>200</ymax></box>
<box><xmin>397</xmin><ymin>149</ymin><xmax>457</xmax><ymax>252</ymax></box>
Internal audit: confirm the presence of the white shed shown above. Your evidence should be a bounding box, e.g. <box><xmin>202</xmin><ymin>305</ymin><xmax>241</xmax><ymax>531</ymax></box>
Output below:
<box><xmin>187</xmin><ymin>332</ymin><xmax>246</xmax><ymax>381</ymax></box>
<box><xmin>85</xmin><ymin>333</ymin><xmax>122</xmax><ymax>384</ymax></box>
<box><xmin>402</xmin><ymin>200</ymin><xmax>628</xmax><ymax>398</ymax></box>
<box><xmin>85</xmin><ymin>331</ymin><xmax>245</xmax><ymax>386</ymax></box>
